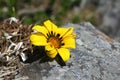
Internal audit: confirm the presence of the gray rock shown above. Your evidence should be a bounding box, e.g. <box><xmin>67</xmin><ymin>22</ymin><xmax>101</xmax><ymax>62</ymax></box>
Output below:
<box><xmin>19</xmin><ymin>22</ymin><xmax>120</xmax><ymax>80</ymax></box>
<box><xmin>80</xmin><ymin>0</ymin><xmax>120</xmax><ymax>41</ymax></box>
<box><xmin>97</xmin><ymin>0</ymin><xmax>120</xmax><ymax>41</ymax></box>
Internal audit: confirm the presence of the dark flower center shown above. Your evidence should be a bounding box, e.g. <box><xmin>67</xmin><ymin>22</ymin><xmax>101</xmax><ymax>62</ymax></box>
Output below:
<box><xmin>49</xmin><ymin>37</ymin><xmax>60</xmax><ymax>48</ymax></box>
<box><xmin>47</xmin><ymin>31</ymin><xmax>64</xmax><ymax>48</ymax></box>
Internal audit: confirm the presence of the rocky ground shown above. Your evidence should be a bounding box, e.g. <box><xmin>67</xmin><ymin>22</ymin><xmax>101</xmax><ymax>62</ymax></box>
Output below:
<box><xmin>0</xmin><ymin>18</ymin><xmax>120</xmax><ymax>80</ymax></box>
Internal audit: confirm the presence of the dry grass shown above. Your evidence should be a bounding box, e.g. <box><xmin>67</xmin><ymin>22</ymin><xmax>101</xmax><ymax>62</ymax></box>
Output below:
<box><xmin>0</xmin><ymin>17</ymin><xmax>33</xmax><ymax>80</ymax></box>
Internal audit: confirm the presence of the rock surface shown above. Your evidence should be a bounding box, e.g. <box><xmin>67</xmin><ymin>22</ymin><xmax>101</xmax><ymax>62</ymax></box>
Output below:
<box><xmin>18</xmin><ymin>22</ymin><xmax>120</xmax><ymax>80</ymax></box>
<box><xmin>80</xmin><ymin>0</ymin><xmax>120</xmax><ymax>41</ymax></box>
<box><xmin>97</xmin><ymin>0</ymin><xmax>120</xmax><ymax>41</ymax></box>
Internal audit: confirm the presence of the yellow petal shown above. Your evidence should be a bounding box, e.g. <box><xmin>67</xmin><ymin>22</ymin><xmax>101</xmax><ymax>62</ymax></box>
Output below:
<box><xmin>63</xmin><ymin>33</ymin><xmax>76</xmax><ymax>39</ymax></box>
<box><xmin>44</xmin><ymin>20</ymin><xmax>58</xmax><ymax>32</ymax></box>
<box><xmin>32</xmin><ymin>25</ymin><xmax>48</xmax><ymax>36</ymax></box>
<box><xmin>45</xmin><ymin>44</ymin><xmax>54</xmax><ymax>51</ymax></box>
<box><xmin>30</xmin><ymin>33</ymin><xmax>47</xmax><ymax>46</ymax></box>
<box><xmin>62</xmin><ymin>35</ymin><xmax>76</xmax><ymax>49</ymax></box>
<box><xmin>46</xmin><ymin>49</ymin><xmax>58</xmax><ymax>58</ymax></box>
<box><xmin>58</xmin><ymin>48</ymin><xmax>70</xmax><ymax>62</ymax></box>
<box><xmin>57</xmin><ymin>27</ymin><xmax>74</xmax><ymax>38</ymax></box>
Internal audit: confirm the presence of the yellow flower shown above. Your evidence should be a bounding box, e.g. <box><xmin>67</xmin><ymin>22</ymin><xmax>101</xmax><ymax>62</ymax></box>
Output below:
<box><xmin>30</xmin><ymin>20</ymin><xmax>76</xmax><ymax>62</ymax></box>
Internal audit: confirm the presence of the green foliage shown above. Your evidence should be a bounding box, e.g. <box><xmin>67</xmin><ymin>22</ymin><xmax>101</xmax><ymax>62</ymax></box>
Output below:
<box><xmin>71</xmin><ymin>15</ymin><xmax>81</xmax><ymax>23</ymax></box>
<box><xmin>87</xmin><ymin>17</ymin><xmax>97</xmax><ymax>26</ymax></box>
<box><xmin>7</xmin><ymin>0</ymin><xmax>17</xmax><ymax>17</ymax></box>
<box><xmin>0</xmin><ymin>0</ymin><xmax>90</xmax><ymax>25</ymax></box>
<box><xmin>0</xmin><ymin>0</ymin><xmax>17</xmax><ymax>20</ymax></box>
<box><xmin>22</xmin><ymin>18</ymin><xmax>33</xmax><ymax>24</ymax></box>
